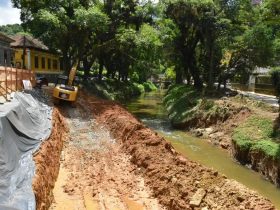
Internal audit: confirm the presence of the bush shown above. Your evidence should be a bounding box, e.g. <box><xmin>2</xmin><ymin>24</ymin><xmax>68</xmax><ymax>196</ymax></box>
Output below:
<box><xmin>163</xmin><ymin>84</ymin><xmax>236</xmax><ymax>127</ymax></box>
<box><xmin>86</xmin><ymin>79</ymin><xmax>150</xmax><ymax>101</ymax></box>
<box><xmin>143</xmin><ymin>81</ymin><xmax>157</xmax><ymax>92</ymax></box>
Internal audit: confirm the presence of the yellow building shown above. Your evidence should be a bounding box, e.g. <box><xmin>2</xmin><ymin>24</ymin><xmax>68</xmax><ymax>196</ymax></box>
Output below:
<box><xmin>11</xmin><ymin>35</ymin><xmax>62</xmax><ymax>75</ymax></box>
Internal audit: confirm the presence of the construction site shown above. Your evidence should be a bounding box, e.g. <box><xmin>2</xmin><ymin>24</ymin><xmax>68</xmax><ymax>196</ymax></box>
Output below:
<box><xmin>0</xmin><ymin>63</ymin><xmax>278</xmax><ymax>210</ymax></box>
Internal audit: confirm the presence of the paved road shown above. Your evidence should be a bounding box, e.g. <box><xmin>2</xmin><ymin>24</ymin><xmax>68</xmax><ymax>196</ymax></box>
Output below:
<box><xmin>237</xmin><ymin>90</ymin><xmax>279</xmax><ymax>107</ymax></box>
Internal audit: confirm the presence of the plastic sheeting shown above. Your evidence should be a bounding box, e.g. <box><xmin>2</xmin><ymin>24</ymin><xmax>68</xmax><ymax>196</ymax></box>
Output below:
<box><xmin>0</xmin><ymin>91</ymin><xmax>52</xmax><ymax>210</ymax></box>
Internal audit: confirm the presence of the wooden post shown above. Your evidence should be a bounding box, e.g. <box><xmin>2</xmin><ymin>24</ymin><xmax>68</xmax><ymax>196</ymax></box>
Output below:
<box><xmin>16</xmin><ymin>67</ymin><xmax>18</xmax><ymax>91</ymax></box>
<box><xmin>29</xmin><ymin>69</ymin><xmax>31</xmax><ymax>83</ymax></box>
<box><xmin>21</xmin><ymin>68</ymin><xmax>23</xmax><ymax>90</ymax></box>
<box><xmin>4</xmin><ymin>65</ymin><xmax>7</xmax><ymax>101</ymax></box>
<box><xmin>10</xmin><ymin>67</ymin><xmax>12</xmax><ymax>92</ymax></box>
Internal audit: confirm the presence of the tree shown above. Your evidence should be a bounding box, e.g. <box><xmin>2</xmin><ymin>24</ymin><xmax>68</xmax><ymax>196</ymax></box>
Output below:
<box><xmin>270</xmin><ymin>67</ymin><xmax>280</xmax><ymax>117</ymax></box>
<box><xmin>12</xmin><ymin>0</ymin><xmax>109</xmax><ymax>73</ymax></box>
<box><xmin>164</xmin><ymin>0</ymin><xmax>215</xmax><ymax>89</ymax></box>
<box><xmin>0</xmin><ymin>24</ymin><xmax>24</xmax><ymax>35</ymax></box>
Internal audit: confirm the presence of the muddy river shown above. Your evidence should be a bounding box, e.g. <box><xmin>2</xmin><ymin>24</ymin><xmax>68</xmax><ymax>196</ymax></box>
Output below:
<box><xmin>125</xmin><ymin>90</ymin><xmax>280</xmax><ymax>209</ymax></box>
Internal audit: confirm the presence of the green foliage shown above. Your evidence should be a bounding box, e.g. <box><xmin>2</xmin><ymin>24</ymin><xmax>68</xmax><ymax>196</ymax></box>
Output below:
<box><xmin>233</xmin><ymin>115</ymin><xmax>280</xmax><ymax>159</ymax></box>
<box><xmin>163</xmin><ymin>84</ymin><xmax>243</xmax><ymax>127</ymax></box>
<box><xmin>86</xmin><ymin>79</ymin><xmax>154</xmax><ymax>101</ymax></box>
<box><xmin>143</xmin><ymin>82</ymin><xmax>157</xmax><ymax>92</ymax></box>
<box><xmin>136</xmin><ymin>84</ymin><xmax>145</xmax><ymax>94</ymax></box>
<box><xmin>12</xmin><ymin>0</ymin><xmax>280</xmax><ymax>92</ymax></box>
<box><xmin>12</xmin><ymin>0</ymin><xmax>109</xmax><ymax>73</ymax></box>
<box><xmin>262</xmin><ymin>0</ymin><xmax>280</xmax><ymax>27</ymax></box>
<box><xmin>165</xmin><ymin>66</ymin><xmax>176</xmax><ymax>81</ymax></box>
<box><xmin>270</xmin><ymin>67</ymin><xmax>280</xmax><ymax>97</ymax></box>
<box><xmin>163</xmin><ymin>85</ymin><xmax>202</xmax><ymax>125</ymax></box>
<box><xmin>0</xmin><ymin>24</ymin><xmax>24</xmax><ymax>35</ymax></box>
<box><xmin>243</xmin><ymin>23</ymin><xmax>274</xmax><ymax>67</ymax></box>
<box><xmin>130</xmin><ymin>72</ymin><xmax>140</xmax><ymax>82</ymax></box>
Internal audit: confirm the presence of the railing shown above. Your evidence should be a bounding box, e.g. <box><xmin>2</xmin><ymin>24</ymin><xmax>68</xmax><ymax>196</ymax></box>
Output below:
<box><xmin>0</xmin><ymin>66</ymin><xmax>36</xmax><ymax>102</ymax></box>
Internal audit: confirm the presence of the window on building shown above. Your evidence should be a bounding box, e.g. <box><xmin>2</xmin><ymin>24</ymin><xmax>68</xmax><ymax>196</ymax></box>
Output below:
<box><xmin>53</xmin><ymin>59</ymin><xmax>58</xmax><ymax>70</ymax></box>
<box><xmin>41</xmin><ymin>57</ymin><xmax>45</xmax><ymax>69</ymax></box>
<box><xmin>4</xmin><ymin>50</ymin><xmax>7</xmax><ymax>65</ymax></box>
<box><xmin>35</xmin><ymin>56</ymin><xmax>39</xmax><ymax>68</ymax></box>
<box><xmin>48</xmin><ymin>59</ymin><xmax>51</xmax><ymax>69</ymax></box>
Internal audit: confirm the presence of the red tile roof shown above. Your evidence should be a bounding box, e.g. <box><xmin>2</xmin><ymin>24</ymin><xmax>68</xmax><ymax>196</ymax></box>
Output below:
<box><xmin>0</xmin><ymin>32</ymin><xmax>14</xmax><ymax>43</ymax></box>
<box><xmin>11</xmin><ymin>35</ymin><xmax>49</xmax><ymax>51</ymax></box>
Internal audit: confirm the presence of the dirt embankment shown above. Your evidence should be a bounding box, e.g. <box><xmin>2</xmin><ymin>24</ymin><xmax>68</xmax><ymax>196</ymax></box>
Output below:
<box><xmin>190</xmin><ymin>99</ymin><xmax>252</xmax><ymax>150</ymax></box>
<box><xmin>190</xmin><ymin>98</ymin><xmax>280</xmax><ymax>187</ymax></box>
<box><xmin>32</xmin><ymin>108</ymin><xmax>67</xmax><ymax>210</ymax></box>
<box><xmin>85</xmin><ymin>93</ymin><xmax>275</xmax><ymax>210</ymax></box>
<box><xmin>232</xmin><ymin>141</ymin><xmax>280</xmax><ymax>187</ymax></box>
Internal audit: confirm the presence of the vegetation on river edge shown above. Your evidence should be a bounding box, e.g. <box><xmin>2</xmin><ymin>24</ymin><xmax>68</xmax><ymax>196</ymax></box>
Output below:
<box><xmin>233</xmin><ymin>115</ymin><xmax>280</xmax><ymax>160</ymax></box>
<box><xmin>163</xmin><ymin>85</ymin><xmax>234</xmax><ymax>128</ymax></box>
<box><xmin>86</xmin><ymin>79</ymin><xmax>157</xmax><ymax>101</ymax></box>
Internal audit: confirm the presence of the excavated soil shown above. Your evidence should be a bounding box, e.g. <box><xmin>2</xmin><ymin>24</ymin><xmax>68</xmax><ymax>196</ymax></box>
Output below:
<box><xmin>50</xmin><ymin>96</ymin><xmax>164</xmax><ymax>210</ymax></box>
<box><xmin>74</xmin><ymin>92</ymin><xmax>275</xmax><ymax>210</ymax></box>
<box><xmin>32</xmin><ymin>108</ymin><xmax>67</xmax><ymax>210</ymax></box>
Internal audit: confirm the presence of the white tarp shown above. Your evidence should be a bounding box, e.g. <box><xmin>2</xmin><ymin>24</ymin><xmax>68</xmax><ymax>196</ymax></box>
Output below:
<box><xmin>0</xmin><ymin>91</ymin><xmax>52</xmax><ymax>210</ymax></box>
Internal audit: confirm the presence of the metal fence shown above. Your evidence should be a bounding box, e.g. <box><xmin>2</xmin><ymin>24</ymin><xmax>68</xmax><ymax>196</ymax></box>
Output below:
<box><xmin>0</xmin><ymin>66</ymin><xmax>35</xmax><ymax>102</ymax></box>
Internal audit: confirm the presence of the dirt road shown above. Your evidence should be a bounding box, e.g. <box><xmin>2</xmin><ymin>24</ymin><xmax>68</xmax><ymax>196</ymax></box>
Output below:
<box><xmin>49</xmin><ymin>98</ymin><xmax>164</xmax><ymax>210</ymax></box>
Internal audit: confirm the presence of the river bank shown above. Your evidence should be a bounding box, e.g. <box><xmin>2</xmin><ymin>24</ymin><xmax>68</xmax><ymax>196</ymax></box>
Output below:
<box><xmin>163</xmin><ymin>84</ymin><xmax>280</xmax><ymax>187</ymax></box>
<box><xmin>85</xmin><ymin>79</ymin><xmax>157</xmax><ymax>101</ymax></box>
<box><xmin>77</xmin><ymin>91</ymin><xmax>275</xmax><ymax>209</ymax></box>
<box><xmin>125</xmin><ymin>90</ymin><xmax>280</xmax><ymax>209</ymax></box>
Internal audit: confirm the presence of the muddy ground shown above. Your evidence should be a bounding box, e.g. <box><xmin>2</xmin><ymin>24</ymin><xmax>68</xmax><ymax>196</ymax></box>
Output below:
<box><xmin>45</xmin><ymin>92</ymin><xmax>275</xmax><ymax>210</ymax></box>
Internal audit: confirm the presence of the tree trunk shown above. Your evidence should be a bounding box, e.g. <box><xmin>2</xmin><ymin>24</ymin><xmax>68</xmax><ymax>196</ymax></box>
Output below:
<box><xmin>62</xmin><ymin>51</ymin><xmax>71</xmax><ymax>75</ymax></box>
<box><xmin>188</xmin><ymin>57</ymin><xmax>203</xmax><ymax>90</ymax></box>
<box><xmin>223</xmin><ymin>79</ymin><xmax>227</xmax><ymax>90</ymax></box>
<box><xmin>98</xmin><ymin>59</ymin><xmax>104</xmax><ymax>81</ymax></box>
<box><xmin>83</xmin><ymin>59</ymin><xmax>91</xmax><ymax>81</ymax></box>
<box><xmin>185</xmin><ymin>70</ymin><xmax>191</xmax><ymax>85</ymax></box>
<box><xmin>207</xmin><ymin>42</ymin><xmax>215</xmax><ymax>89</ymax></box>
<box><xmin>175</xmin><ymin>66</ymin><xmax>183</xmax><ymax>84</ymax></box>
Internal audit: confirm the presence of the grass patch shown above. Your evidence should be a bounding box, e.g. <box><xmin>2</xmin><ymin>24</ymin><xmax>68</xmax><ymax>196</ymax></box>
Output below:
<box><xmin>233</xmin><ymin>115</ymin><xmax>280</xmax><ymax>159</ymax></box>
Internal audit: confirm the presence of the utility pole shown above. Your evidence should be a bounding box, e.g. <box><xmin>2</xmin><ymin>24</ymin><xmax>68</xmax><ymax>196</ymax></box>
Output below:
<box><xmin>22</xmin><ymin>35</ymin><xmax>26</xmax><ymax>69</ymax></box>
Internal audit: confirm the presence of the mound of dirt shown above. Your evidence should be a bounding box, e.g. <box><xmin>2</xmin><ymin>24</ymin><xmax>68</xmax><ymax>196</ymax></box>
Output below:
<box><xmin>32</xmin><ymin>108</ymin><xmax>67</xmax><ymax>210</ymax></box>
<box><xmin>83</xmin><ymin>92</ymin><xmax>275</xmax><ymax>210</ymax></box>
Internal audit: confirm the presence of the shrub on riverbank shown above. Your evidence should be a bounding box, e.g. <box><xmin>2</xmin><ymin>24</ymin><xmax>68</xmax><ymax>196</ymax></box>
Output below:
<box><xmin>86</xmin><ymin>79</ymin><xmax>155</xmax><ymax>101</ymax></box>
<box><xmin>233</xmin><ymin>115</ymin><xmax>280</xmax><ymax>159</ymax></box>
<box><xmin>163</xmin><ymin>84</ymin><xmax>242</xmax><ymax>128</ymax></box>
<box><xmin>143</xmin><ymin>81</ymin><xmax>157</xmax><ymax>92</ymax></box>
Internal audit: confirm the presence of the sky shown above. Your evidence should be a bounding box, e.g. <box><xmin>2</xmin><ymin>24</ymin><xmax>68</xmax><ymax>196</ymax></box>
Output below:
<box><xmin>0</xmin><ymin>0</ymin><xmax>21</xmax><ymax>25</ymax></box>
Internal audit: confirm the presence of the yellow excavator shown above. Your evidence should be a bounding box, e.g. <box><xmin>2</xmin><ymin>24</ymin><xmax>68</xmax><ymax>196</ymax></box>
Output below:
<box><xmin>53</xmin><ymin>63</ymin><xmax>79</xmax><ymax>105</ymax></box>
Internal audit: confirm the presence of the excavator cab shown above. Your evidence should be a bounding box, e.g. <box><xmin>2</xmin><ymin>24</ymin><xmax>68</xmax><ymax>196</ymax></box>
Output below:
<box><xmin>53</xmin><ymin>65</ymin><xmax>79</xmax><ymax>105</ymax></box>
